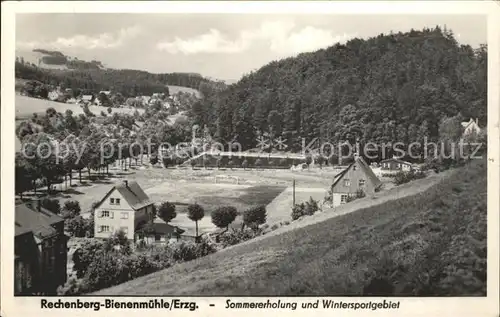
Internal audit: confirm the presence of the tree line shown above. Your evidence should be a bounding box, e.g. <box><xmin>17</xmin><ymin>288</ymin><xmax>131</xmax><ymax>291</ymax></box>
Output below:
<box><xmin>190</xmin><ymin>26</ymin><xmax>487</xmax><ymax>160</ymax></box>
<box><xmin>15</xmin><ymin>55</ymin><xmax>226</xmax><ymax>97</ymax></box>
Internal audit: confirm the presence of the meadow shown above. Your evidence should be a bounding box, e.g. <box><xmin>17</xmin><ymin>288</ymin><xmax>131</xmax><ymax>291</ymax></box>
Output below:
<box><xmin>15</xmin><ymin>94</ymin><xmax>144</xmax><ymax>121</ymax></box>
<box><xmin>93</xmin><ymin>159</ymin><xmax>486</xmax><ymax>296</ymax></box>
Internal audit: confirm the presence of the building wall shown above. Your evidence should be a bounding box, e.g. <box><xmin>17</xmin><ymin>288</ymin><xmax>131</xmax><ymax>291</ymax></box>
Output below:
<box><xmin>95</xmin><ymin>189</ymin><xmax>136</xmax><ymax>240</ymax></box>
<box><xmin>381</xmin><ymin>160</ymin><xmax>412</xmax><ymax>171</ymax></box>
<box><xmin>14</xmin><ymin>224</ymin><xmax>67</xmax><ymax>295</ymax></box>
<box><xmin>331</xmin><ymin>162</ymin><xmax>377</xmax><ymax>196</ymax></box>
<box><xmin>464</xmin><ymin>123</ymin><xmax>481</xmax><ymax>135</ymax></box>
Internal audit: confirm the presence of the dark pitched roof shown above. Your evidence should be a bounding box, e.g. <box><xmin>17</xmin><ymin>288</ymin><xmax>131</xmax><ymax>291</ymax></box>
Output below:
<box><xmin>15</xmin><ymin>203</ymin><xmax>63</xmax><ymax>238</ymax></box>
<box><xmin>332</xmin><ymin>156</ymin><xmax>382</xmax><ymax>189</ymax></box>
<box><xmin>97</xmin><ymin>180</ymin><xmax>154</xmax><ymax>211</ymax></box>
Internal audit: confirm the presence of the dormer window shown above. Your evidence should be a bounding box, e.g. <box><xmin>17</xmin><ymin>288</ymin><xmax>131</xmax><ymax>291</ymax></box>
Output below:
<box><xmin>110</xmin><ymin>198</ymin><xmax>115</xmax><ymax>204</ymax></box>
<box><xmin>116</xmin><ymin>198</ymin><xmax>121</xmax><ymax>205</ymax></box>
<box><xmin>353</xmin><ymin>165</ymin><xmax>357</xmax><ymax>171</ymax></box>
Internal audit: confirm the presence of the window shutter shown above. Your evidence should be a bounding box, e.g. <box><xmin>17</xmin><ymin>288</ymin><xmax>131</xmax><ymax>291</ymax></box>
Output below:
<box><xmin>111</xmin><ymin>226</ymin><xmax>115</xmax><ymax>232</ymax></box>
<box><xmin>98</xmin><ymin>210</ymin><xmax>102</xmax><ymax>218</ymax></box>
<box><xmin>98</xmin><ymin>226</ymin><xmax>102</xmax><ymax>233</ymax></box>
<box><xmin>110</xmin><ymin>211</ymin><xmax>114</xmax><ymax>219</ymax></box>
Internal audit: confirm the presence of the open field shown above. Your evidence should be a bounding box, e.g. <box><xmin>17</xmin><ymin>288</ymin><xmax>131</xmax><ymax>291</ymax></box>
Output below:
<box><xmin>38</xmin><ymin>165</ymin><xmax>341</xmax><ymax>234</ymax></box>
<box><xmin>167</xmin><ymin>85</ymin><xmax>201</xmax><ymax>98</ymax></box>
<box><xmin>93</xmin><ymin>160</ymin><xmax>486</xmax><ymax>296</ymax></box>
<box><xmin>15</xmin><ymin>95</ymin><xmax>144</xmax><ymax>120</ymax></box>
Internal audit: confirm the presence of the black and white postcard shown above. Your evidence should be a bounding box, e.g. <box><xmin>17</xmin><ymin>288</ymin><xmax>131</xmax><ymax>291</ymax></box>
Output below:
<box><xmin>1</xmin><ymin>1</ymin><xmax>499</xmax><ymax>317</ymax></box>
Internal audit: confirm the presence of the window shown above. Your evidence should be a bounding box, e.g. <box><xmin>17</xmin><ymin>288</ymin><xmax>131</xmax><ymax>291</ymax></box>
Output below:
<box><xmin>115</xmin><ymin>198</ymin><xmax>121</xmax><ymax>205</ymax></box>
<box><xmin>155</xmin><ymin>234</ymin><xmax>161</xmax><ymax>241</ymax></box>
<box><xmin>100</xmin><ymin>225</ymin><xmax>110</xmax><ymax>232</ymax></box>
<box><xmin>359</xmin><ymin>179</ymin><xmax>366</xmax><ymax>187</ymax></box>
<box><xmin>102</xmin><ymin>210</ymin><xmax>110</xmax><ymax>217</ymax></box>
<box><xmin>121</xmin><ymin>212</ymin><xmax>129</xmax><ymax>219</ymax></box>
<box><xmin>353</xmin><ymin>165</ymin><xmax>357</xmax><ymax>170</ymax></box>
<box><xmin>344</xmin><ymin>179</ymin><xmax>351</xmax><ymax>187</ymax></box>
<box><xmin>110</xmin><ymin>198</ymin><xmax>115</xmax><ymax>204</ymax></box>
<box><xmin>341</xmin><ymin>194</ymin><xmax>348</xmax><ymax>204</ymax></box>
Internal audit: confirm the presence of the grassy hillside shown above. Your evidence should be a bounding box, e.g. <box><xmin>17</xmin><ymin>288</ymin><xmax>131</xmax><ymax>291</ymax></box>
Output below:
<box><xmin>94</xmin><ymin>159</ymin><xmax>487</xmax><ymax>296</ymax></box>
<box><xmin>15</xmin><ymin>49</ymin><xmax>212</xmax><ymax>97</ymax></box>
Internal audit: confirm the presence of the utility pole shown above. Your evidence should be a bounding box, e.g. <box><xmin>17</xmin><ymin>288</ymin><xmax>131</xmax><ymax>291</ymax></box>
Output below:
<box><xmin>292</xmin><ymin>179</ymin><xmax>296</xmax><ymax>206</ymax></box>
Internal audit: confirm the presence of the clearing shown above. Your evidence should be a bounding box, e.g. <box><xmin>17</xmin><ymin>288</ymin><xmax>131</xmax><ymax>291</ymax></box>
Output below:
<box><xmin>15</xmin><ymin>95</ymin><xmax>144</xmax><ymax>121</ymax></box>
<box><xmin>93</xmin><ymin>159</ymin><xmax>487</xmax><ymax>296</ymax></box>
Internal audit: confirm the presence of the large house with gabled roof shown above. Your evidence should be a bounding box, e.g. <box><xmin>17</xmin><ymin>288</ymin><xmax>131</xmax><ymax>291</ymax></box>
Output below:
<box><xmin>330</xmin><ymin>155</ymin><xmax>382</xmax><ymax>207</ymax></box>
<box><xmin>94</xmin><ymin>180</ymin><xmax>155</xmax><ymax>240</ymax></box>
<box><xmin>15</xmin><ymin>201</ymin><xmax>68</xmax><ymax>295</ymax></box>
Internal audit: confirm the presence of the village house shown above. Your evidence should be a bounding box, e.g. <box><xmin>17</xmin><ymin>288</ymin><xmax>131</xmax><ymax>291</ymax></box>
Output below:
<box><xmin>47</xmin><ymin>90</ymin><xmax>60</xmax><ymax>101</ymax></box>
<box><xmin>135</xmin><ymin>217</ymin><xmax>185</xmax><ymax>245</ymax></box>
<box><xmin>15</xmin><ymin>201</ymin><xmax>68</xmax><ymax>295</ymax></box>
<box><xmin>78</xmin><ymin>95</ymin><xmax>94</xmax><ymax>105</ymax></box>
<box><xmin>461</xmin><ymin>118</ymin><xmax>481</xmax><ymax>136</ymax></box>
<box><xmin>330</xmin><ymin>155</ymin><xmax>382</xmax><ymax>208</ymax></box>
<box><xmin>94</xmin><ymin>180</ymin><xmax>155</xmax><ymax>240</ymax></box>
<box><xmin>380</xmin><ymin>157</ymin><xmax>413</xmax><ymax>172</ymax></box>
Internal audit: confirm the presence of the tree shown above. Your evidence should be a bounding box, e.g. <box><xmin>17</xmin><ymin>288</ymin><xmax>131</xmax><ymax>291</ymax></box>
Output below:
<box><xmin>211</xmin><ymin>206</ymin><xmax>238</xmax><ymax>230</ymax></box>
<box><xmin>243</xmin><ymin>205</ymin><xmax>267</xmax><ymax>231</ymax></box>
<box><xmin>255</xmin><ymin>158</ymin><xmax>263</xmax><ymax>169</ymax></box>
<box><xmin>157</xmin><ymin>202</ymin><xmax>176</xmax><ymax>223</ymax></box>
<box><xmin>41</xmin><ymin>198</ymin><xmax>61</xmax><ymax>214</ymax></box>
<box><xmin>62</xmin><ymin>200</ymin><xmax>81</xmax><ymax>219</ymax></box>
<box><xmin>305</xmin><ymin>155</ymin><xmax>313</xmax><ymax>167</ymax></box>
<box><xmin>228</xmin><ymin>159</ymin><xmax>234</xmax><ymax>170</ymax></box>
<box><xmin>241</xmin><ymin>159</ymin><xmax>249</xmax><ymax>170</ymax></box>
<box><xmin>149</xmin><ymin>155</ymin><xmax>159</xmax><ymax>165</ymax></box>
<box><xmin>107</xmin><ymin>107</ymin><xmax>112</xmax><ymax>114</ymax></box>
<box><xmin>103</xmin><ymin>230</ymin><xmax>132</xmax><ymax>255</ymax></box>
<box><xmin>190</xmin><ymin>158</ymin><xmax>197</xmax><ymax>169</ymax></box>
<box><xmin>187</xmin><ymin>203</ymin><xmax>205</xmax><ymax>240</ymax></box>
<box><xmin>72</xmin><ymin>240</ymin><xmax>105</xmax><ymax>278</ymax></box>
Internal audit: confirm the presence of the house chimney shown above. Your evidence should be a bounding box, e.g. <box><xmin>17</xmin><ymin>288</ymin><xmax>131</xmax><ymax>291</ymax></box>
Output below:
<box><xmin>123</xmin><ymin>180</ymin><xmax>128</xmax><ymax>187</ymax></box>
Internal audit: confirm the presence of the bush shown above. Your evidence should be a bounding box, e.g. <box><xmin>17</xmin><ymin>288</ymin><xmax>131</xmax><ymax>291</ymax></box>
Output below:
<box><xmin>393</xmin><ymin>170</ymin><xmax>426</xmax><ymax>186</ymax></box>
<box><xmin>41</xmin><ymin>198</ymin><xmax>61</xmax><ymax>214</ymax></box>
<box><xmin>291</xmin><ymin>197</ymin><xmax>320</xmax><ymax>220</ymax></box>
<box><xmin>219</xmin><ymin>228</ymin><xmax>260</xmax><ymax>248</ymax></box>
<box><xmin>171</xmin><ymin>239</ymin><xmax>216</xmax><ymax>262</ymax></box>
<box><xmin>149</xmin><ymin>155</ymin><xmax>159</xmax><ymax>165</ymax></box>
<box><xmin>211</xmin><ymin>206</ymin><xmax>238</xmax><ymax>229</ymax></box>
<box><xmin>72</xmin><ymin>240</ymin><xmax>105</xmax><ymax>278</ymax></box>
<box><xmin>243</xmin><ymin>205</ymin><xmax>267</xmax><ymax>230</ymax></box>
<box><xmin>66</xmin><ymin>216</ymin><xmax>93</xmax><ymax>237</ymax></box>
<box><xmin>241</xmin><ymin>159</ymin><xmax>249</xmax><ymax>169</ymax></box>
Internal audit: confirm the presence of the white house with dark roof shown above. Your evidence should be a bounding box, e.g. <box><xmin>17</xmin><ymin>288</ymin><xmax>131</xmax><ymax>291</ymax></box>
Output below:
<box><xmin>94</xmin><ymin>180</ymin><xmax>155</xmax><ymax>240</ymax></box>
<box><xmin>461</xmin><ymin>118</ymin><xmax>481</xmax><ymax>136</ymax></box>
<box><xmin>330</xmin><ymin>155</ymin><xmax>382</xmax><ymax>207</ymax></box>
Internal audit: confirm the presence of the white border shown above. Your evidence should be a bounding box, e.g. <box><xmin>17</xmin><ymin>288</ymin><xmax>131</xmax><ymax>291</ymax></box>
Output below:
<box><xmin>1</xmin><ymin>2</ymin><xmax>499</xmax><ymax>317</ymax></box>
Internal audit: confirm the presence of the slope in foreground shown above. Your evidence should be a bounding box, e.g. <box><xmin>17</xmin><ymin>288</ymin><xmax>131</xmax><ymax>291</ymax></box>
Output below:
<box><xmin>95</xmin><ymin>159</ymin><xmax>487</xmax><ymax>296</ymax></box>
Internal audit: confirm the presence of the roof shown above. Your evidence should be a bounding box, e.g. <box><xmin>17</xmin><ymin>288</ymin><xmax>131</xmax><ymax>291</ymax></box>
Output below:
<box><xmin>99</xmin><ymin>91</ymin><xmax>111</xmax><ymax>95</ymax></box>
<box><xmin>461</xmin><ymin>118</ymin><xmax>480</xmax><ymax>128</ymax></box>
<box><xmin>380</xmin><ymin>158</ymin><xmax>412</xmax><ymax>165</ymax></box>
<box><xmin>82</xmin><ymin>95</ymin><xmax>93</xmax><ymax>101</ymax></box>
<box><xmin>152</xmin><ymin>218</ymin><xmax>183</xmax><ymax>235</ymax></box>
<box><xmin>331</xmin><ymin>156</ymin><xmax>382</xmax><ymax>190</ymax></box>
<box><xmin>15</xmin><ymin>203</ymin><xmax>63</xmax><ymax>238</ymax></box>
<box><xmin>96</xmin><ymin>180</ymin><xmax>154</xmax><ymax>211</ymax></box>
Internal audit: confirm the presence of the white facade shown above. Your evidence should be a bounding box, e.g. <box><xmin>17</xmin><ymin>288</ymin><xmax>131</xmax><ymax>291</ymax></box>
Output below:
<box><xmin>94</xmin><ymin>188</ymin><xmax>151</xmax><ymax>240</ymax></box>
<box><xmin>462</xmin><ymin>118</ymin><xmax>481</xmax><ymax>136</ymax></box>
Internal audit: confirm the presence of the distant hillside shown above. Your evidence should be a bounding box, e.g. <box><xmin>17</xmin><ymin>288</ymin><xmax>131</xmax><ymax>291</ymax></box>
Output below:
<box><xmin>193</xmin><ymin>26</ymin><xmax>487</xmax><ymax>154</ymax></box>
<box><xmin>15</xmin><ymin>49</ymin><xmax>224</xmax><ymax>98</ymax></box>
<box><xmin>95</xmin><ymin>159</ymin><xmax>487</xmax><ymax>296</ymax></box>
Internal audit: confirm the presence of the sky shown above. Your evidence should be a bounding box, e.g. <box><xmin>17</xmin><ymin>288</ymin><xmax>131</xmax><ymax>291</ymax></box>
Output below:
<box><xmin>16</xmin><ymin>14</ymin><xmax>487</xmax><ymax>82</ymax></box>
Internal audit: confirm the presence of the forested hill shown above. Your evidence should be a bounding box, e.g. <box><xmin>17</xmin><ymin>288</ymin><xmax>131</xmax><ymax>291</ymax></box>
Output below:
<box><xmin>15</xmin><ymin>50</ymin><xmax>225</xmax><ymax>97</ymax></box>
<box><xmin>191</xmin><ymin>26</ymin><xmax>487</xmax><ymax>153</ymax></box>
